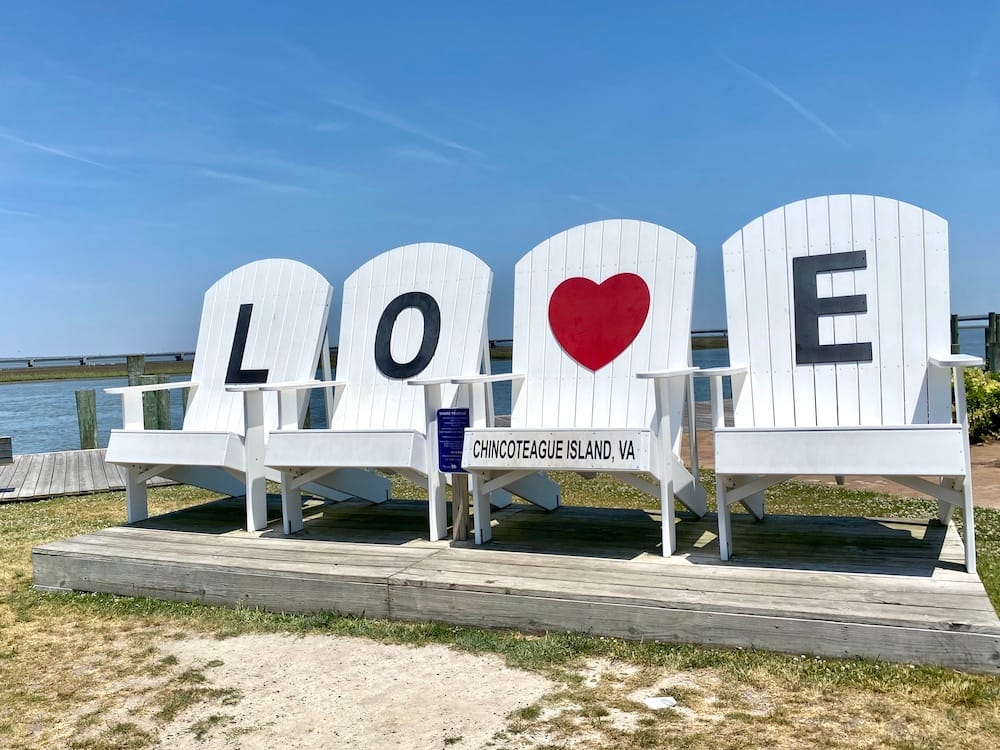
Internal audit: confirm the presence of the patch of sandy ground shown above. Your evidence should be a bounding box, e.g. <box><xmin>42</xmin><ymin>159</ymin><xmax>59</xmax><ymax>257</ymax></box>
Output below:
<box><xmin>154</xmin><ymin>634</ymin><xmax>554</xmax><ymax>750</ymax></box>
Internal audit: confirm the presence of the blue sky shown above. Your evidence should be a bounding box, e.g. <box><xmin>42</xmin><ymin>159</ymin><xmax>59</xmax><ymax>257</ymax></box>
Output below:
<box><xmin>1</xmin><ymin>2</ymin><xmax>998</xmax><ymax>356</ymax></box>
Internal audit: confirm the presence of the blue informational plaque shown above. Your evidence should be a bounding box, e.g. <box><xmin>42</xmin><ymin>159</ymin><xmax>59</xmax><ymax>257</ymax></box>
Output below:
<box><xmin>437</xmin><ymin>407</ymin><xmax>470</xmax><ymax>473</ymax></box>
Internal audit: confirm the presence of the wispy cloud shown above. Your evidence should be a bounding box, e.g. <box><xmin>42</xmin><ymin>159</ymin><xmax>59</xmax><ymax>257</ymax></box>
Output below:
<box><xmin>0</xmin><ymin>129</ymin><xmax>121</xmax><ymax>170</ymax></box>
<box><xmin>721</xmin><ymin>55</ymin><xmax>849</xmax><ymax>147</ymax></box>
<box><xmin>0</xmin><ymin>206</ymin><xmax>43</xmax><ymax>219</ymax></box>
<box><xmin>313</xmin><ymin>121</ymin><xmax>346</xmax><ymax>133</ymax></box>
<box><xmin>563</xmin><ymin>194</ymin><xmax>611</xmax><ymax>213</ymax></box>
<box><xmin>327</xmin><ymin>97</ymin><xmax>481</xmax><ymax>157</ymax></box>
<box><xmin>392</xmin><ymin>145</ymin><xmax>456</xmax><ymax>166</ymax></box>
<box><xmin>197</xmin><ymin>167</ymin><xmax>311</xmax><ymax>193</ymax></box>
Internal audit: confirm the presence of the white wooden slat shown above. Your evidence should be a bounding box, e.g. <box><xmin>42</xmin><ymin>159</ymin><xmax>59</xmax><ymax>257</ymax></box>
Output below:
<box><xmin>850</xmin><ymin>196</ymin><xmax>883</xmax><ymax>426</ymax></box>
<box><xmin>740</xmin><ymin>217</ymin><xmax>774</xmax><ymax>427</ymax></box>
<box><xmin>519</xmin><ymin>233</ymin><xmax>555</xmax><ymax>428</ymax></box>
<box><xmin>806</xmin><ymin>196</ymin><xmax>839</xmax><ymax>426</ymax></box>
<box><xmin>898</xmin><ymin>201</ymin><xmax>931</xmax><ymax>423</ymax></box>
<box><xmin>783</xmin><ymin>200</ymin><xmax>817</xmax><ymax>427</ymax></box>
<box><xmin>664</xmin><ymin>229</ymin><xmax>693</xmax><ymax>436</ymax></box>
<box><xmin>828</xmin><ymin>194</ymin><xmax>861</xmax><ymax>427</ymax></box>
<box><xmin>762</xmin><ymin>206</ymin><xmax>795</xmax><ymax>427</ymax></box>
<box><xmin>564</xmin><ymin>222</ymin><xmax>592</xmax><ymax>427</ymax></box>
<box><xmin>722</xmin><ymin>229</ymin><xmax>753</xmax><ymax>428</ymax></box>
<box><xmin>874</xmin><ymin>198</ymin><xmax>905</xmax><ymax>425</ymax></box>
<box><xmin>923</xmin><ymin>211</ymin><xmax>952</xmax><ymax>423</ymax></box>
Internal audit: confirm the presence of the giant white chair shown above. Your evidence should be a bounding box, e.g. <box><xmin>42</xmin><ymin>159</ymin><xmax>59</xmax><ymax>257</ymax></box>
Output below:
<box><xmin>263</xmin><ymin>243</ymin><xmax>557</xmax><ymax>540</ymax></box>
<box><xmin>458</xmin><ymin>219</ymin><xmax>708</xmax><ymax>554</ymax></box>
<box><xmin>105</xmin><ymin>258</ymin><xmax>336</xmax><ymax>532</ymax></box>
<box><xmin>700</xmin><ymin>195</ymin><xmax>981</xmax><ymax>570</ymax></box>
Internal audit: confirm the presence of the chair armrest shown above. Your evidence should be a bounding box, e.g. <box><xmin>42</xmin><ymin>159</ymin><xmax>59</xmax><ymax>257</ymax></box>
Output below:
<box><xmin>451</xmin><ymin>373</ymin><xmax>525</xmax><ymax>385</ymax></box>
<box><xmin>105</xmin><ymin>380</ymin><xmax>193</xmax><ymax>395</ymax></box>
<box><xmin>406</xmin><ymin>377</ymin><xmax>454</xmax><ymax>386</ymax></box>
<box><xmin>636</xmin><ymin>367</ymin><xmax>698</xmax><ymax>380</ymax></box>
<box><xmin>693</xmin><ymin>366</ymin><xmax>748</xmax><ymax>378</ymax></box>
<box><xmin>929</xmin><ymin>355</ymin><xmax>984</xmax><ymax>369</ymax></box>
<box><xmin>225</xmin><ymin>380</ymin><xmax>346</xmax><ymax>393</ymax></box>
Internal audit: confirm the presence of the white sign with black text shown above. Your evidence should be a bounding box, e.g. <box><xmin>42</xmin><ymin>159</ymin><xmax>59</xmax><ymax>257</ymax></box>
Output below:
<box><xmin>462</xmin><ymin>429</ymin><xmax>650</xmax><ymax>471</ymax></box>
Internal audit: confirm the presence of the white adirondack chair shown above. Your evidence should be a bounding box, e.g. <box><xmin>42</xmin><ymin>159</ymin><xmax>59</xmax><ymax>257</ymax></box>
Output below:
<box><xmin>105</xmin><ymin>258</ymin><xmax>336</xmax><ymax>532</ymax></box>
<box><xmin>458</xmin><ymin>219</ymin><xmax>708</xmax><ymax>554</ymax></box>
<box><xmin>701</xmin><ymin>195</ymin><xmax>982</xmax><ymax>571</ymax></box>
<box><xmin>263</xmin><ymin>243</ymin><xmax>556</xmax><ymax>540</ymax></box>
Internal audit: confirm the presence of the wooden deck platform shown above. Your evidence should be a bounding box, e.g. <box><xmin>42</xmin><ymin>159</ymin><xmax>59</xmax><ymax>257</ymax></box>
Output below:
<box><xmin>0</xmin><ymin>449</ymin><xmax>171</xmax><ymax>502</ymax></box>
<box><xmin>33</xmin><ymin>495</ymin><xmax>1000</xmax><ymax>674</ymax></box>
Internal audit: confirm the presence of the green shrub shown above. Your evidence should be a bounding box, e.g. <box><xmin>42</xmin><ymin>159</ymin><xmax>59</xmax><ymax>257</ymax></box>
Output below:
<box><xmin>964</xmin><ymin>367</ymin><xmax>1000</xmax><ymax>442</ymax></box>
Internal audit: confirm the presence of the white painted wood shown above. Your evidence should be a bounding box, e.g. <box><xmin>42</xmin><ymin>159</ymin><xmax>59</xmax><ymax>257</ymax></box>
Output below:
<box><xmin>712</xmin><ymin>195</ymin><xmax>977</xmax><ymax>570</ymax></box>
<box><xmin>715</xmin><ymin>426</ymin><xmax>967</xmax><ymax>476</ymax></box>
<box><xmin>265</xmin><ymin>243</ymin><xmax>508</xmax><ymax>541</ymax></box>
<box><xmin>105</xmin><ymin>259</ymin><xmax>334</xmax><ymax>531</ymax></box>
<box><xmin>460</xmin><ymin>219</ymin><xmax>706</xmax><ymax>554</ymax></box>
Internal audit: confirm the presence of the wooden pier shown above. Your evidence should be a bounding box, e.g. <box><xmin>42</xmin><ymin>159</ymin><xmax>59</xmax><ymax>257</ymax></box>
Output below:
<box><xmin>33</xmin><ymin>494</ymin><xmax>1000</xmax><ymax>674</ymax></box>
<box><xmin>0</xmin><ymin>449</ymin><xmax>171</xmax><ymax>502</ymax></box>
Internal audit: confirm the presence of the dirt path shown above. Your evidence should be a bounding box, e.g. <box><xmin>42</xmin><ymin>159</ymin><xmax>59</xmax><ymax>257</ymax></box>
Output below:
<box><xmin>154</xmin><ymin>634</ymin><xmax>554</xmax><ymax>750</ymax></box>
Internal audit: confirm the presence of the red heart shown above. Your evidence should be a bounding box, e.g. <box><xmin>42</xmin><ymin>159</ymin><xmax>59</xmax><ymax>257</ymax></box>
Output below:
<box><xmin>547</xmin><ymin>273</ymin><xmax>651</xmax><ymax>371</ymax></box>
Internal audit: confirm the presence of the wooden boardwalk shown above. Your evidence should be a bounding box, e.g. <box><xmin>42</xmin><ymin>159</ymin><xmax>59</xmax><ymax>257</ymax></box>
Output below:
<box><xmin>33</xmin><ymin>495</ymin><xmax>1000</xmax><ymax>674</ymax></box>
<box><xmin>0</xmin><ymin>449</ymin><xmax>171</xmax><ymax>502</ymax></box>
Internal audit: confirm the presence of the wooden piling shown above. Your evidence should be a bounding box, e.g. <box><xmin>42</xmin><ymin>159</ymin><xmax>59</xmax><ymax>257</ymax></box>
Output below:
<box><xmin>155</xmin><ymin>375</ymin><xmax>171</xmax><ymax>429</ymax></box>
<box><xmin>126</xmin><ymin>355</ymin><xmax>145</xmax><ymax>386</ymax></box>
<box><xmin>75</xmin><ymin>390</ymin><xmax>98</xmax><ymax>450</ymax></box>
<box><xmin>987</xmin><ymin>312</ymin><xmax>1000</xmax><ymax>374</ymax></box>
<box><xmin>136</xmin><ymin>375</ymin><xmax>170</xmax><ymax>430</ymax></box>
<box><xmin>951</xmin><ymin>314</ymin><xmax>960</xmax><ymax>355</ymax></box>
<box><xmin>452</xmin><ymin>473</ymin><xmax>470</xmax><ymax>541</ymax></box>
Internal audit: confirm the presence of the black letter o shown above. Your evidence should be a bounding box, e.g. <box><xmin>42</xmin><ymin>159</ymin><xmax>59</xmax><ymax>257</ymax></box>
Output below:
<box><xmin>374</xmin><ymin>292</ymin><xmax>441</xmax><ymax>379</ymax></box>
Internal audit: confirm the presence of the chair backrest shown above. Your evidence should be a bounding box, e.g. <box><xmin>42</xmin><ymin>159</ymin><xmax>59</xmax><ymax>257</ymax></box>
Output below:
<box><xmin>723</xmin><ymin>194</ymin><xmax>951</xmax><ymax>429</ymax></box>
<box><xmin>331</xmin><ymin>243</ymin><xmax>492</xmax><ymax>431</ymax></box>
<box><xmin>510</xmin><ymin>219</ymin><xmax>696</xmax><ymax>430</ymax></box>
<box><xmin>183</xmin><ymin>259</ymin><xmax>333</xmax><ymax>434</ymax></box>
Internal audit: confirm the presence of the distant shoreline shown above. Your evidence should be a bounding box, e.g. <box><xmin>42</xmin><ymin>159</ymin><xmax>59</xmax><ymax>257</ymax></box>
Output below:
<box><xmin>0</xmin><ymin>337</ymin><xmax>728</xmax><ymax>384</ymax></box>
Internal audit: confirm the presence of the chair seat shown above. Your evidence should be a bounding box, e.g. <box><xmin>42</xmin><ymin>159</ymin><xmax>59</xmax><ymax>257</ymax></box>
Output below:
<box><xmin>267</xmin><ymin>430</ymin><xmax>425</xmax><ymax>471</ymax></box>
<box><xmin>715</xmin><ymin>424</ymin><xmax>967</xmax><ymax>476</ymax></box>
<box><xmin>106</xmin><ymin>430</ymin><xmax>246</xmax><ymax>471</ymax></box>
<box><xmin>463</xmin><ymin>428</ymin><xmax>651</xmax><ymax>472</ymax></box>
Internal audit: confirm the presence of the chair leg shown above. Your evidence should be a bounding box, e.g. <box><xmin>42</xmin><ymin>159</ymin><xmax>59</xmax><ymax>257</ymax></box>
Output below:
<box><xmin>470</xmin><ymin>474</ymin><xmax>492</xmax><ymax>544</ymax></box>
<box><xmin>742</xmin><ymin>489</ymin><xmax>765</xmax><ymax>521</ymax></box>
<box><xmin>427</xmin><ymin>469</ymin><xmax>447</xmax><ymax>542</ymax></box>
<box><xmin>717</xmin><ymin>474</ymin><xmax>733</xmax><ymax>561</ymax></box>
<box><xmin>281</xmin><ymin>471</ymin><xmax>303</xmax><ymax>535</ymax></box>
<box><xmin>245</xmin><ymin>469</ymin><xmax>268</xmax><ymax>532</ymax></box>
<box><xmin>124</xmin><ymin>467</ymin><xmax>148</xmax><ymax>523</ymax></box>
<box><xmin>962</xmin><ymin>479</ymin><xmax>977</xmax><ymax>573</ymax></box>
<box><xmin>659</xmin><ymin>474</ymin><xmax>677</xmax><ymax>556</ymax></box>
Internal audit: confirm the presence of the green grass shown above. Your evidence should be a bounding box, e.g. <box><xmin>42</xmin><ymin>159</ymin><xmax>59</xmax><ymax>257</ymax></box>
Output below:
<box><xmin>1</xmin><ymin>477</ymin><xmax>999</xmax><ymax>748</ymax></box>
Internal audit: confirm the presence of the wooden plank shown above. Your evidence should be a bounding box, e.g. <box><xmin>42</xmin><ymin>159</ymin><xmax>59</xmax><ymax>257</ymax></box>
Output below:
<box><xmin>388</xmin><ymin>586</ymin><xmax>1000</xmax><ymax>674</ymax></box>
<box><xmin>32</xmin><ymin>549</ymin><xmax>389</xmax><ymax>617</ymax></box>
<box><xmin>400</xmin><ymin>559</ymin><xmax>997</xmax><ymax>622</ymax></box>
<box><xmin>5</xmin><ymin>453</ymin><xmax>35</xmax><ymax>498</ymax></box>
<box><xmin>88</xmin><ymin>449</ymin><xmax>109</xmax><ymax>493</ymax></box>
<box><xmin>17</xmin><ymin>452</ymin><xmax>54</xmax><ymax>499</ymax></box>
<box><xmin>392</xmin><ymin>567</ymin><xmax>995</xmax><ymax>631</ymax></box>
